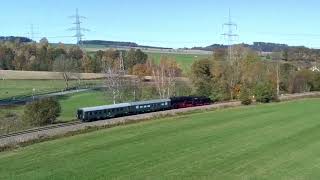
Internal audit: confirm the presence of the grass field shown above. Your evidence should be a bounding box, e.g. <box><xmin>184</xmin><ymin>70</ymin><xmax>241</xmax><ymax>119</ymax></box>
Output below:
<box><xmin>0</xmin><ymin>91</ymin><xmax>110</xmax><ymax>134</ymax></box>
<box><xmin>148</xmin><ymin>53</ymin><xmax>210</xmax><ymax>74</ymax></box>
<box><xmin>0</xmin><ymin>79</ymin><xmax>103</xmax><ymax>99</ymax></box>
<box><xmin>0</xmin><ymin>91</ymin><xmax>109</xmax><ymax>121</ymax></box>
<box><xmin>0</xmin><ymin>99</ymin><xmax>320</xmax><ymax>179</ymax></box>
<box><xmin>58</xmin><ymin>91</ymin><xmax>110</xmax><ymax>121</ymax></box>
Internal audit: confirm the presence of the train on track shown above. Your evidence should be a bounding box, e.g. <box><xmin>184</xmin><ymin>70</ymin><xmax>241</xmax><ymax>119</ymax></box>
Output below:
<box><xmin>77</xmin><ymin>96</ymin><xmax>213</xmax><ymax>122</ymax></box>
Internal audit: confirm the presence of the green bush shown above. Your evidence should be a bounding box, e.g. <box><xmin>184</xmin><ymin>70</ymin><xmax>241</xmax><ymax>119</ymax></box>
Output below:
<box><xmin>240</xmin><ymin>88</ymin><xmax>252</xmax><ymax>105</ymax></box>
<box><xmin>254</xmin><ymin>82</ymin><xmax>277</xmax><ymax>103</ymax></box>
<box><xmin>23</xmin><ymin>97</ymin><xmax>61</xmax><ymax>126</ymax></box>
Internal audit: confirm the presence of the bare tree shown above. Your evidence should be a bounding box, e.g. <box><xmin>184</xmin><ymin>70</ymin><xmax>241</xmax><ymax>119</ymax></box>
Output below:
<box><xmin>104</xmin><ymin>53</ymin><xmax>128</xmax><ymax>104</ymax></box>
<box><xmin>52</xmin><ymin>54</ymin><xmax>82</xmax><ymax>90</ymax></box>
<box><xmin>151</xmin><ymin>57</ymin><xmax>181</xmax><ymax>99</ymax></box>
<box><xmin>105</xmin><ymin>67</ymin><xmax>123</xmax><ymax>104</ymax></box>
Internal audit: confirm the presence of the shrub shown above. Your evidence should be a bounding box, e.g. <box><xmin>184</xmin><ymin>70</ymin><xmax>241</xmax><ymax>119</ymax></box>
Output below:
<box><xmin>290</xmin><ymin>69</ymin><xmax>314</xmax><ymax>93</ymax></box>
<box><xmin>23</xmin><ymin>98</ymin><xmax>61</xmax><ymax>126</ymax></box>
<box><xmin>240</xmin><ymin>88</ymin><xmax>252</xmax><ymax>105</ymax></box>
<box><xmin>254</xmin><ymin>82</ymin><xmax>277</xmax><ymax>103</ymax></box>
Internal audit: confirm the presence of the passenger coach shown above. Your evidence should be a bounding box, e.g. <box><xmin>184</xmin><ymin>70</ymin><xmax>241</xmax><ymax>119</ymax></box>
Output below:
<box><xmin>77</xmin><ymin>103</ymin><xmax>131</xmax><ymax>122</ymax></box>
<box><xmin>77</xmin><ymin>99</ymin><xmax>171</xmax><ymax>122</ymax></box>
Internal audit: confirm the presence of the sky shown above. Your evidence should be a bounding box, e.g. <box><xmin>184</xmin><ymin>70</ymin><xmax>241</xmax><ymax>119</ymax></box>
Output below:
<box><xmin>1</xmin><ymin>0</ymin><xmax>320</xmax><ymax>48</ymax></box>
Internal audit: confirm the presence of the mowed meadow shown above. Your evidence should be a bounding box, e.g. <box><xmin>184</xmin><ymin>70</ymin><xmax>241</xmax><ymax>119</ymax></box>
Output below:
<box><xmin>1</xmin><ymin>99</ymin><xmax>320</xmax><ymax>179</ymax></box>
<box><xmin>147</xmin><ymin>53</ymin><xmax>210</xmax><ymax>74</ymax></box>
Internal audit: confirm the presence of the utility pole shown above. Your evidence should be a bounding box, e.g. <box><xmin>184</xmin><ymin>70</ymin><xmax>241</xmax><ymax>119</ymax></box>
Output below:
<box><xmin>119</xmin><ymin>51</ymin><xmax>125</xmax><ymax>73</ymax></box>
<box><xmin>69</xmin><ymin>8</ymin><xmax>89</xmax><ymax>46</ymax></box>
<box><xmin>276</xmin><ymin>61</ymin><xmax>280</xmax><ymax>96</ymax></box>
<box><xmin>221</xmin><ymin>9</ymin><xmax>238</xmax><ymax>62</ymax></box>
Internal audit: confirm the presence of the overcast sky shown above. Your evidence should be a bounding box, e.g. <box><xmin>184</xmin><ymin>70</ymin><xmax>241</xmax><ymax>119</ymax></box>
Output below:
<box><xmin>1</xmin><ymin>0</ymin><xmax>320</xmax><ymax>48</ymax></box>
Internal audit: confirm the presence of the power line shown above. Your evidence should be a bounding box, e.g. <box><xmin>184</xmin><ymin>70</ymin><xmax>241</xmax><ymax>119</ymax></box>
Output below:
<box><xmin>68</xmin><ymin>8</ymin><xmax>89</xmax><ymax>46</ymax></box>
<box><xmin>221</xmin><ymin>9</ymin><xmax>238</xmax><ymax>61</ymax></box>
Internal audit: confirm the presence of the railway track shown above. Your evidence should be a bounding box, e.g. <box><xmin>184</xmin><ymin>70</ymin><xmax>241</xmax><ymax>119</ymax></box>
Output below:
<box><xmin>0</xmin><ymin>121</ymin><xmax>82</xmax><ymax>140</ymax></box>
<box><xmin>1</xmin><ymin>92</ymin><xmax>320</xmax><ymax>146</ymax></box>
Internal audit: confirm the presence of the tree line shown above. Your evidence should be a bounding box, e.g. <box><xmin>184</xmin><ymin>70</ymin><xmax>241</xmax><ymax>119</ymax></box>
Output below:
<box><xmin>191</xmin><ymin>45</ymin><xmax>320</xmax><ymax>104</ymax></box>
<box><xmin>0</xmin><ymin>39</ymin><xmax>151</xmax><ymax>73</ymax></box>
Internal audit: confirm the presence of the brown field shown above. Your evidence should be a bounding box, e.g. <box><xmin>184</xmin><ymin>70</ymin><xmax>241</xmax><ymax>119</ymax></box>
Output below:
<box><xmin>0</xmin><ymin>70</ymin><xmax>105</xmax><ymax>80</ymax></box>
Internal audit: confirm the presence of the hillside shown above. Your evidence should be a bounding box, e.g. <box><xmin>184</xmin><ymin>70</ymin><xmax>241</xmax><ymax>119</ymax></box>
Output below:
<box><xmin>81</xmin><ymin>40</ymin><xmax>173</xmax><ymax>50</ymax></box>
<box><xmin>1</xmin><ymin>99</ymin><xmax>320</xmax><ymax>179</ymax></box>
<box><xmin>191</xmin><ymin>42</ymin><xmax>302</xmax><ymax>52</ymax></box>
<box><xmin>0</xmin><ymin>36</ymin><xmax>32</xmax><ymax>43</ymax></box>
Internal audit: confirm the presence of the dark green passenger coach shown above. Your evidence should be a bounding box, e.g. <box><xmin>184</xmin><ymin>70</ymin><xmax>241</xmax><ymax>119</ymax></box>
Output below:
<box><xmin>77</xmin><ymin>99</ymin><xmax>171</xmax><ymax>122</ymax></box>
<box><xmin>129</xmin><ymin>99</ymin><xmax>171</xmax><ymax>114</ymax></box>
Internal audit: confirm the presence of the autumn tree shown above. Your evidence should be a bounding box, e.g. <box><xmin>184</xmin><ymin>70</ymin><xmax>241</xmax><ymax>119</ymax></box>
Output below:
<box><xmin>290</xmin><ymin>69</ymin><xmax>314</xmax><ymax>93</ymax></box>
<box><xmin>152</xmin><ymin>56</ymin><xmax>182</xmax><ymax>98</ymax></box>
<box><xmin>0</xmin><ymin>45</ymin><xmax>14</xmax><ymax>70</ymax></box>
<box><xmin>52</xmin><ymin>54</ymin><xmax>80</xmax><ymax>90</ymax></box>
<box><xmin>125</xmin><ymin>49</ymin><xmax>148</xmax><ymax>73</ymax></box>
<box><xmin>132</xmin><ymin>62</ymin><xmax>152</xmax><ymax>78</ymax></box>
<box><xmin>191</xmin><ymin>58</ymin><xmax>213</xmax><ymax>97</ymax></box>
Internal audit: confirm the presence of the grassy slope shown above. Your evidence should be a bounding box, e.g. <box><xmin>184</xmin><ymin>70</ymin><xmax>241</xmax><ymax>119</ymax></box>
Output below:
<box><xmin>58</xmin><ymin>91</ymin><xmax>110</xmax><ymax>121</ymax></box>
<box><xmin>147</xmin><ymin>53</ymin><xmax>210</xmax><ymax>74</ymax></box>
<box><xmin>1</xmin><ymin>99</ymin><xmax>320</xmax><ymax>179</ymax></box>
<box><xmin>0</xmin><ymin>91</ymin><xmax>108</xmax><ymax>123</ymax></box>
<box><xmin>0</xmin><ymin>79</ymin><xmax>103</xmax><ymax>100</ymax></box>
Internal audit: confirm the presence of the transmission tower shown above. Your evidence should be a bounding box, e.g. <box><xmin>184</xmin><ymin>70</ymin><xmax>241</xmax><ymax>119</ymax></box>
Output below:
<box><xmin>69</xmin><ymin>8</ymin><xmax>89</xmax><ymax>46</ymax></box>
<box><xmin>27</xmin><ymin>24</ymin><xmax>39</xmax><ymax>41</ymax></box>
<box><xmin>221</xmin><ymin>9</ymin><xmax>238</xmax><ymax>61</ymax></box>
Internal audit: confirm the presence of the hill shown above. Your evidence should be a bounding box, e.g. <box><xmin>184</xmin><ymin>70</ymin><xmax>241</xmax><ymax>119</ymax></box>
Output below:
<box><xmin>0</xmin><ymin>36</ymin><xmax>32</xmax><ymax>43</ymax></box>
<box><xmin>191</xmin><ymin>42</ymin><xmax>303</xmax><ymax>52</ymax></box>
<box><xmin>81</xmin><ymin>40</ymin><xmax>173</xmax><ymax>50</ymax></box>
<box><xmin>1</xmin><ymin>99</ymin><xmax>320</xmax><ymax>179</ymax></box>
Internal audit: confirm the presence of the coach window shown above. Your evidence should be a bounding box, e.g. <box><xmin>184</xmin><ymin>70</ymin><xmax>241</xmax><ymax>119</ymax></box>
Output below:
<box><xmin>136</xmin><ymin>106</ymin><xmax>139</xmax><ymax>109</ymax></box>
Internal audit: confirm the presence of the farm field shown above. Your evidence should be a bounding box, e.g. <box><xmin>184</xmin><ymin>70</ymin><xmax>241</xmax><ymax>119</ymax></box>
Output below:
<box><xmin>0</xmin><ymin>79</ymin><xmax>103</xmax><ymax>100</ymax></box>
<box><xmin>0</xmin><ymin>99</ymin><xmax>320</xmax><ymax>179</ymax></box>
<box><xmin>148</xmin><ymin>52</ymin><xmax>210</xmax><ymax>74</ymax></box>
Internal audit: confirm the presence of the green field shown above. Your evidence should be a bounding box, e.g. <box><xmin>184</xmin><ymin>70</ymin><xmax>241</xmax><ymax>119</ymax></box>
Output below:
<box><xmin>148</xmin><ymin>53</ymin><xmax>210</xmax><ymax>74</ymax></box>
<box><xmin>0</xmin><ymin>79</ymin><xmax>103</xmax><ymax>99</ymax></box>
<box><xmin>0</xmin><ymin>91</ymin><xmax>109</xmax><ymax>122</ymax></box>
<box><xmin>0</xmin><ymin>91</ymin><xmax>109</xmax><ymax>134</ymax></box>
<box><xmin>1</xmin><ymin>99</ymin><xmax>320</xmax><ymax>179</ymax></box>
<box><xmin>58</xmin><ymin>91</ymin><xmax>110</xmax><ymax>121</ymax></box>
